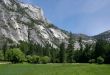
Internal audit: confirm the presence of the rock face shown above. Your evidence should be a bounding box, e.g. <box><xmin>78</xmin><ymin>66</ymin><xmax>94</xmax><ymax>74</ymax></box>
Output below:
<box><xmin>0</xmin><ymin>0</ymin><xmax>68</xmax><ymax>48</ymax></box>
<box><xmin>0</xmin><ymin>0</ymin><xmax>99</xmax><ymax>49</ymax></box>
<box><xmin>93</xmin><ymin>30</ymin><xmax>110</xmax><ymax>41</ymax></box>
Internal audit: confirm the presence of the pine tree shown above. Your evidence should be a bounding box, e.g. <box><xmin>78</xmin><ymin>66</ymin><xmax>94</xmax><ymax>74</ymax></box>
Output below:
<box><xmin>44</xmin><ymin>43</ymin><xmax>51</xmax><ymax>57</ymax></box>
<box><xmin>59</xmin><ymin>42</ymin><xmax>66</xmax><ymax>63</ymax></box>
<box><xmin>67</xmin><ymin>32</ymin><xmax>75</xmax><ymax>63</ymax></box>
<box><xmin>79</xmin><ymin>37</ymin><xmax>83</xmax><ymax>51</ymax></box>
<box><xmin>77</xmin><ymin>37</ymin><xmax>84</xmax><ymax>62</ymax></box>
<box><xmin>50</xmin><ymin>48</ymin><xmax>58</xmax><ymax>63</ymax></box>
<box><xmin>82</xmin><ymin>44</ymin><xmax>92</xmax><ymax>63</ymax></box>
<box><xmin>95</xmin><ymin>39</ymin><xmax>107</xmax><ymax>58</ymax></box>
<box><xmin>2</xmin><ymin>38</ymin><xmax>9</xmax><ymax>60</ymax></box>
<box><xmin>2</xmin><ymin>41</ymin><xmax>8</xmax><ymax>60</ymax></box>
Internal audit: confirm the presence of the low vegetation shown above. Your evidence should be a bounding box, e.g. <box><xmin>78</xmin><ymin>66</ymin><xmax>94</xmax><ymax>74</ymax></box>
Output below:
<box><xmin>97</xmin><ymin>56</ymin><xmax>104</xmax><ymax>64</ymax></box>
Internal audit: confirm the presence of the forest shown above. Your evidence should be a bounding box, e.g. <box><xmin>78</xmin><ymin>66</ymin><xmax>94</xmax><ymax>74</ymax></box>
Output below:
<box><xmin>0</xmin><ymin>33</ymin><xmax>110</xmax><ymax>64</ymax></box>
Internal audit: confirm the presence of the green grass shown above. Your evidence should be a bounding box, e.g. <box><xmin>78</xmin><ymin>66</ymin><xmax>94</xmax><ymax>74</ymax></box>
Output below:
<box><xmin>0</xmin><ymin>63</ymin><xmax>110</xmax><ymax>75</ymax></box>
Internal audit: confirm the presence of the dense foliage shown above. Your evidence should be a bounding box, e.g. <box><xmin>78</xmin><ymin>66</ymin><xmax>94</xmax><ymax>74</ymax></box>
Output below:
<box><xmin>66</xmin><ymin>32</ymin><xmax>75</xmax><ymax>63</ymax></box>
<box><xmin>97</xmin><ymin>56</ymin><xmax>104</xmax><ymax>64</ymax></box>
<box><xmin>40</xmin><ymin>56</ymin><xmax>50</xmax><ymax>64</ymax></box>
<box><xmin>0</xmin><ymin>33</ymin><xmax>110</xmax><ymax>64</ymax></box>
<box><xmin>6</xmin><ymin>48</ymin><xmax>25</xmax><ymax>63</ymax></box>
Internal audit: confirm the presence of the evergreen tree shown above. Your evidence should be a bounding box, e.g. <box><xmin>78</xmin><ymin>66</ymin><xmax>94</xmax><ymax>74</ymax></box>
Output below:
<box><xmin>50</xmin><ymin>48</ymin><xmax>59</xmax><ymax>63</ymax></box>
<box><xmin>2</xmin><ymin>40</ymin><xmax>8</xmax><ymax>60</ymax></box>
<box><xmin>94</xmin><ymin>39</ymin><xmax>107</xmax><ymax>58</ymax></box>
<box><xmin>59</xmin><ymin>42</ymin><xmax>66</xmax><ymax>63</ymax></box>
<box><xmin>79</xmin><ymin>37</ymin><xmax>83</xmax><ymax>51</ymax></box>
<box><xmin>77</xmin><ymin>37</ymin><xmax>84</xmax><ymax>62</ymax></box>
<box><xmin>81</xmin><ymin>44</ymin><xmax>92</xmax><ymax>63</ymax></box>
<box><xmin>19</xmin><ymin>41</ymin><xmax>28</xmax><ymax>55</ymax></box>
<box><xmin>44</xmin><ymin>43</ymin><xmax>51</xmax><ymax>57</ymax></box>
<box><xmin>67</xmin><ymin>32</ymin><xmax>75</xmax><ymax>63</ymax></box>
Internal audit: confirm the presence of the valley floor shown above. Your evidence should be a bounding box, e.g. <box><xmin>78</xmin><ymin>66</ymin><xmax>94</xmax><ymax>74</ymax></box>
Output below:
<box><xmin>0</xmin><ymin>63</ymin><xmax>110</xmax><ymax>75</ymax></box>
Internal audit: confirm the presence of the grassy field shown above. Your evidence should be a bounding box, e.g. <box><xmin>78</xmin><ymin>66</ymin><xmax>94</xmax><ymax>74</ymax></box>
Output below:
<box><xmin>0</xmin><ymin>64</ymin><xmax>110</xmax><ymax>75</ymax></box>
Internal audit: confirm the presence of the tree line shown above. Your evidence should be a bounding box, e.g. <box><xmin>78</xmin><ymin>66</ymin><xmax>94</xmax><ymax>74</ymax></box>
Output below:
<box><xmin>0</xmin><ymin>33</ymin><xmax>110</xmax><ymax>64</ymax></box>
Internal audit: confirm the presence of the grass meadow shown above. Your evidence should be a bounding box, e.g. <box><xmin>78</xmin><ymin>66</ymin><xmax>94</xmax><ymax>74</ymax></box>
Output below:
<box><xmin>0</xmin><ymin>64</ymin><xmax>110</xmax><ymax>75</ymax></box>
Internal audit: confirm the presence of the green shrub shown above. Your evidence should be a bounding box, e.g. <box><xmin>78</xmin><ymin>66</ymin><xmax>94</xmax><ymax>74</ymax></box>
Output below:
<box><xmin>31</xmin><ymin>55</ymin><xmax>40</xmax><ymax>64</ymax></box>
<box><xmin>6</xmin><ymin>48</ymin><xmax>25</xmax><ymax>63</ymax></box>
<box><xmin>26</xmin><ymin>55</ymin><xmax>32</xmax><ymax>63</ymax></box>
<box><xmin>97</xmin><ymin>56</ymin><xmax>104</xmax><ymax>64</ymax></box>
<box><xmin>40</xmin><ymin>56</ymin><xmax>50</xmax><ymax>64</ymax></box>
<box><xmin>88</xmin><ymin>59</ymin><xmax>95</xmax><ymax>64</ymax></box>
<box><xmin>26</xmin><ymin>55</ymin><xmax>40</xmax><ymax>64</ymax></box>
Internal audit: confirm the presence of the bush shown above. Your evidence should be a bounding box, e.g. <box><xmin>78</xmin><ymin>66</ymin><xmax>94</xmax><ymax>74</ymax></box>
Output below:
<box><xmin>97</xmin><ymin>56</ymin><xmax>104</xmax><ymax>64</ymax></box>
<box><xmin>88</xmin><ymin>59</ymin><xmax>95</xmax><ymax>64</ymax></box>
<box><xmin>31</xmin><ymin>55</ymin><xmax>40</xmax><ymax>64</ymax></box>
<box><xmin>0</xmin><ymin>51</ymin><xmax>4</xmax><ymax>61</ymax></box>
<box><xmin>26</xmin><ymin>55</ymin><xmax>40</xmax><ymax>64</ymax></box>
<box><xmin>26</xmin><ymin>55</ymin><xmax>32</xmax><ymax>63</ymax></box>
<box><xmin>6</xmin><ymin>48</ymin><xmax>25</xmax><ymax>63</ymax></box>
<box><xmin>40</xmin><ymin>56</ymin><xmax>50</xmax><ymax>64</ymax></box>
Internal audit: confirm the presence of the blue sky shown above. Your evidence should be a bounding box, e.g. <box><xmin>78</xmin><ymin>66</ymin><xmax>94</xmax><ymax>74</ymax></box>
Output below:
<box><xmin>22</xmin><ymin>0</ymin><xmax>110</xmax><ymax>36</ymax></box>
